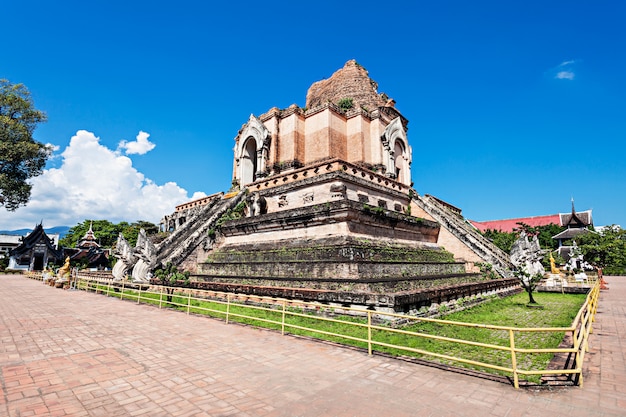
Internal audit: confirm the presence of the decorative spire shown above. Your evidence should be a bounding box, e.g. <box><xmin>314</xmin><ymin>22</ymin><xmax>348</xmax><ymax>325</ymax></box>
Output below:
<box><xmin>83</xmin><ymin>221</ymin><xmax>95</xmax><ymax>241</ymax></box>
<box><xmin>77</xmin><ymin>221</ymin><xmax>100</xmax><ymax>248</ymax></box>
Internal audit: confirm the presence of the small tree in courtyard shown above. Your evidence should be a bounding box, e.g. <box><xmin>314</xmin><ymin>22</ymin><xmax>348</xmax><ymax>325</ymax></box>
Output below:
<box><xmin>510</xmin><ymin>231</ymin><xmax>546</xmax><ymax>306</ymax></box>
<box><xmin>513</xmin><ymin>267</ymin><xmax>543</xmax><ymax>305</ymax></box>
<box><xmin>154</xmin><ymin>262</ymin><xmax>190</xmax><ymax>303</ymax></box>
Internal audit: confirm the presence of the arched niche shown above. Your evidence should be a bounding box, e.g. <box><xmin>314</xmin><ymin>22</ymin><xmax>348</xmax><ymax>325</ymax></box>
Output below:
<box><xmin>394</xmin><ymin>140</ymin><xmax>408</xmax><ymax>184</ymax></box>
<box><xmin>235</xmin><ymin>115</ymin><xmax>271</xmax><ymax>186</ymax></box>
<box><xmin>381</xmin><ymin>117</ymin><xmax>412</xmax><ymax>185</ymax></box>
<box><xmin>241</xmin><ymin>137</ymin><xmax>257</xmax><ymax>185</ymax></box>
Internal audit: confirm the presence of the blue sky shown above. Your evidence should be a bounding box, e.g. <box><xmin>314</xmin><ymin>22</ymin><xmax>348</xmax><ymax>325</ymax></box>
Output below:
<box><xmin>1</xmin><ymin>0</ymin><xmax>624</xmax><ymax>230</ymax></box>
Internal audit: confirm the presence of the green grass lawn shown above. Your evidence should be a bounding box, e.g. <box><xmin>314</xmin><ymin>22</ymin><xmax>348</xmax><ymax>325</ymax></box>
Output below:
<box><xmin>388</xmin><ymin>292</ymin><xmax>587</xmax><ymax>381</ymax></box>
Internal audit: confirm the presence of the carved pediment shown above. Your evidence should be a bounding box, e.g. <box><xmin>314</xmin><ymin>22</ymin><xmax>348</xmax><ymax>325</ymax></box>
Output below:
<box><xmin>381</xmin><ymin>117</ymin><xmax>412</xmax><ymax>184</ymax></box>
<box><xmin>381</xmin><ymin>117</ymin><xmax>407</xmax><ymax>148</ymax></box>
<box><xmin>237</xmin><ymin>114</ymin><xmax>271</xmax><ymax>154</ymax></box>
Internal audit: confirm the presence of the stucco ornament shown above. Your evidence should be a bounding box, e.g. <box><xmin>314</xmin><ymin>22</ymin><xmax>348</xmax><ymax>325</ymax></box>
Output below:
<box><xmin>510</xmin><ymin>231</ymin><xmax>546</xmax><ymax>279</ymax></box>
<box><xmin>112</xmin><ymin>233</ymin><xmax>136</xmax><ymax>281</ymax></box>
<box><xmin>131</xmin><ymin>229</ymin><xmax>157</xmax><ymax>283</ymax></box>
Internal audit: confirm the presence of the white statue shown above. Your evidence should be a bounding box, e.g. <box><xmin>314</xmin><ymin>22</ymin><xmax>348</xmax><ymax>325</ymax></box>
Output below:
<box><xmin>112</xmin><ymin>233</ymin><xmax>136</xmax><ymax>281</ymax></box>
<box><xmin>131</xmin><ymin>229</ymin><xmax>157</xmax><ymax>283</ymax></box>
<box><xmin>510</xmin><ymin>231</ymin><xmax>546</xmax><ymax>304</ymax></box>
<box><xmin>247</xmin><ymin>192</ymin><xmax>267</xmax><ymax>217</ymax></box>
<box><xmin>510</xmin><ymin>231</ymin><xmax>546</xmax><ymax>279</ymax></box>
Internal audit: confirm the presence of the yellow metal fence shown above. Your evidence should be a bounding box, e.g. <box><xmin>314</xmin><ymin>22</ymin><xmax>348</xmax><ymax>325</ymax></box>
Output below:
<box><xmin>25</xmin><ymin>271</ymin><xmax>600</xmax><ymax>389</ymax></box>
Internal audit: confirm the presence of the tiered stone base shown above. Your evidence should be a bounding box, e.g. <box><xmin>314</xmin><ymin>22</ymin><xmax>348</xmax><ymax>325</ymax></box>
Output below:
<box><xmin>186</xmin><ymin>275</ymin><xmax>519</xmax><ymax>313</ymax></box>
<box><xmin>194</xmin><ymin>233</ymin><xmax>518</xmax><ymax>312</ymax></box>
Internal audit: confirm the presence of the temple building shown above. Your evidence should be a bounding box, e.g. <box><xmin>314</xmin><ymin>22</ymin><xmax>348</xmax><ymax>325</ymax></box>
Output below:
<box><xmin>7</xmin><ymin>223</ymin><xmax>63</xmax><ymax>271</ymax></box>
<box><xmin>0</xmin><ymin>234</ymin><xmax>22</xmax><ymax>262</ymax></box>
<box><xmin>552</xmin><ymin>202</ymin><xmax>594</xmax><ymax>261</ymax></box>
<box><xmin>143</xmin><ymin>60</ymin><xmax>518</xmax><ymax>312</ymax></box>
<box><xmin>226</xmin><ymin>60</ymin><xmax>418</xmax><ymax>248</ymax></box>
<box><xmin>65</xmin><ymin>222</ymin><xmax>110</xmax><ymax>270</ymax></box>
<box><xmin>470</xmin><ymin>203</ymin><xmax>593</xmax><ymax>236</ymax></box>
<box><xmin>233</xmin><ymin>60</ymin><xmax>411</xmax><ymax>191</ymax></box>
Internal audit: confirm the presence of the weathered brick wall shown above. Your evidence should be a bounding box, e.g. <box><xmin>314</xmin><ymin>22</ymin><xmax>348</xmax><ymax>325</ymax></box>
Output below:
<box><xmin>262</xmin><ymin>114</ymin><xmax>279</xmax><ymax>167</ymax></box>
<box><xmin>178</xmin><ymin>244</ymin><xmax>203</xmax><ymax>273</ymax></box>
<box><xmin>329</xmin><ymin>111</ymin><xmax>347</xmax><ymax>160</ymax></box>
<box><xmin>303</xmin><ymin>111</ymin><xmax>330</xmax><ymax>163</ymax></box>
<box><xmin>277</xmin><ymin>113</ymin><xmax>297</xmax><ymax>163</ymax></box>
<box><xmin>199</xmin><ymin>261</ymin><xmax>466</xmax><ymax>280</ymax></box>
<box><xmin>436</xmin><ymin>226</ymin><xmax>484</xmax><ymax>272</ymax></box>
<box><xmin>346</xmin><ymin>117</ymin><xmax>365</xmax><ymax>162</ymax></box>
<box><xmin>411</xmin><ymin>199</ymin><xmax>482</xmax><ymax>272</ymax></box>
<box><xmin>232</xmin><ymin>59</ymin><xmax>409</xmax><ymax>187</ymax></box>
<box><xmin>219</xmin><ymin>199</ymin><xmax>438</xmax><ymax>247</ymax></box>
<box><xmin>410</xmin><ymin>200</ymin><xmax>436</xmax><ymax>221</ymax></box>
<box><xmin>367</xmin><ymin>118</ymin><xmax>386</xmax><ymax>168</ymax></box>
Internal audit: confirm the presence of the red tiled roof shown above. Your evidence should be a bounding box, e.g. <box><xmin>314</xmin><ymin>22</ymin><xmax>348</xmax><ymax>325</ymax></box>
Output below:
<box><xmin>470</xmin><ymin>214</ymin><xmax>561</xmax><ymax>233</ymax></box>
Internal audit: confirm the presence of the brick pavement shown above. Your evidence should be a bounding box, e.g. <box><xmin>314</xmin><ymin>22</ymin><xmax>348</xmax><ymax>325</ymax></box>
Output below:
<box><xmin>0</xmin><ymin>274</ymin><xmax>624</xmax><ymax>417</ymax></box>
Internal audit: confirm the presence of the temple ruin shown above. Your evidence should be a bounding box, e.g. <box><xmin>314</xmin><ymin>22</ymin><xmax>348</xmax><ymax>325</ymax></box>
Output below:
<box><xmin>146</xmin><ymin>60</ymin><xmax>516</xmax><ymax>313</ymax></box>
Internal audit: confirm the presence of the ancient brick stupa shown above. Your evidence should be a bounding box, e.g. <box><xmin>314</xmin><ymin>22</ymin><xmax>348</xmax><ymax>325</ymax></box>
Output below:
<box><xmin>222</xmin><ymin>59</ymin><xmax>429</xmax><ymax>251</ymax></box>
<box><xmin>172</xmin><ymin>60</ymin><xmax>513</xmax><ymax>312</ymax></box>
<box><xmin>152</xmin><ymin>60</ymin><xmax>516</xmax><ymax>313</ymax></box>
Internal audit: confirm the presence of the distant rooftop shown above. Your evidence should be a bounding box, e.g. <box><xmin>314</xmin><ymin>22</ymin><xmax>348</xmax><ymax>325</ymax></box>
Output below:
<box><xmin>470</xmin><ymin>214</ymin><xmax>561</xmax><ymax>233</ymax></box>
<box><xmin>471</xmin><ymin>205</ymin><xmax>593</xmax><ymax>234</ymax></box>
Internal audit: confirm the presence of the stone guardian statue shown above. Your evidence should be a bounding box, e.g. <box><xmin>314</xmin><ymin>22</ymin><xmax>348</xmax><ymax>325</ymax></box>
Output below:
<box><xmin>131</xmin><ymin>229</ymin><xmax>157</xmax><ymax>283</ymax></box>
<box><xmin>112</xmin><ymin>233</ymin><xmax>136</xmax><ymax>281</ymax></box>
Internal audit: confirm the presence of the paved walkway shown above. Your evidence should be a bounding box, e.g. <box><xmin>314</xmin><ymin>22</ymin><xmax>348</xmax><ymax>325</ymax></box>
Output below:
<box><xmin>0</xmin><ymin>275</ymin><xmax>624</xmax><ymax>417</ymax></box>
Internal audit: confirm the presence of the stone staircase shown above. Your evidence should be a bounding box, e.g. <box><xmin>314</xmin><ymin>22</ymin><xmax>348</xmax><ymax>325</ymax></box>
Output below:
<box><xmin>155</xmin><ymin>190</ymin><xmax>247</xmax><ymax>268</ymax></box>
<box><xmin>416</xmin><ymin>194</ymin><xmax>513</xmax><ymax>278</ymax></box>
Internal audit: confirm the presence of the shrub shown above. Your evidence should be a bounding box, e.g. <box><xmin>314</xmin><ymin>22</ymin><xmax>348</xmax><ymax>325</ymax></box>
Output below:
<box><xmin>337</xmin><ymin>97</ymin><xmax>354</xmax><ymax>111</ymax></box>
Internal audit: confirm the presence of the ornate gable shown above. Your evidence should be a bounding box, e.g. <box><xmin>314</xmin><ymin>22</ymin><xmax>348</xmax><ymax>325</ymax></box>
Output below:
<box><xmin>234</xmin><ymin>115</ymin><xmax>271</xmax><ymax>186</ymax></box>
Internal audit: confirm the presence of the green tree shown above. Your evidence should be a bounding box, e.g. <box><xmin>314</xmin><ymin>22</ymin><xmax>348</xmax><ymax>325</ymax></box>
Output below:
<box><xmin>120</xmin><ymin>220</ymin><xmax>159</xmax><ymax>247</ymax></box>
<box><xmin>482</xmin><ymin>222</ymin><xmax>565</xmax><ymax>253</ymax></box>
<box><xmin>482</xmin><ymin>229</ymin><xmax>519</xmax><ymax>253</ymax></box>
<box><xmin>59</xmin><ymin>219</ymin><xmax>158</xmax><ymax>248</ymax></box>
<box><xmin>514</xmin><ymin>268</ymin><xmax>543</xmax><ymax>305</ymax></box>
<box><xmin>0</xmin><ymin>256</ymin><xmax>8</xmax><ymax>271</ymax></box>
<box><xmin>576</xmin><ymin>225</ymin><xmax>626</xmax><ymax>275</ymax></box>
<box><xmin>59</xmin><ymin>220</ymin><xmax>119</xmax><ymax>248</ymax></box>
<box><xmin>0</xmin><ymin>79</ymin><xmax>49</xmax><ymax>210</ymax></box>
<box><xmin>154</xmin><ymin>262</ymin><xmax>190</xmax><ymax>302</ymax></box>
<box><xmin>534</xmin><ymin>223</ymin><xmax>564</xmax><ymax>251</ymax></box>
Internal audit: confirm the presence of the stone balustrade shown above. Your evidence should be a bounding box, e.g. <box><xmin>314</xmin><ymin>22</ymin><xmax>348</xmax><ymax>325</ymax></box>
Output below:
<box><xmin>248</xmin><ymin>158</ymin><xmax>409</xmax><ymax>194</ymax></box>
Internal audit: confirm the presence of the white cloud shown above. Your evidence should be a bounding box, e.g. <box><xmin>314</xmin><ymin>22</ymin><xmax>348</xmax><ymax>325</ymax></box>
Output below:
<box><xmin>45</xmin><ymin>143</ymin><xmax>60</xmax><ymax>152</ymax></box>
<box><xmin>556</xmin><ymin>71</ymin><xmax>575</xmax><ymax>80</ymax></box>
<box><xmin>552</xmin><ymin>60</ymin><xmax>577</xmax><ymax>81</ymax></box>
<box><xmin>117</xmin><ymin>130</ymin><xmax>156</xmax><ymax>155</ymax></box>
<box><xmin>190</xmin><ymin>191</ymin><xmax>208</xmax><ymax>200</ymax></box>
<box><xmin>0</xmin><ymin>130</ymin><xmax>199</xmax><ymax>230</ymax></box>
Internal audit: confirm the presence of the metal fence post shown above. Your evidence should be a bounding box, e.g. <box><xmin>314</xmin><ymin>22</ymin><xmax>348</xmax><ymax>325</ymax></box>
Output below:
<box><xmin>281</xmin><ymin>301</ymin><xmax>286</xmax><ymax>336</ymax></box>
<box><xmin>573</xmin><ymin>326</ymin><xmax>583</xmax><ymax>387</ymax></box>
<box><xmin>187</xmin><ymin>291</ymin><xmax>191</xmax><ymax>315</ymax></box>
<box><xmin>367</xmin><ymin>311</ymin><xmax>373</xmax><ymax>356</ymax></box>
<box><xmin>159</xmin><ymin>286</ymin><xmax>163</xmax><ymax>309</ymax></box>
<box><xmin>509</xmin><ymin>329</ymin><xmax>519</xmax><ymax>389</ymax></box>
<box><xmin>226</xmin><ymin>293</ymin><xmax>231</xmax><ymax>324</ymax></box>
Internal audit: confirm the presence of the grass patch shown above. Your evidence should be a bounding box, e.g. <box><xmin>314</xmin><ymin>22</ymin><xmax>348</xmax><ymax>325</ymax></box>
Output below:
<box><xmin>387</xmin><ymin>292</ymin><xmax>586</xmax><ymax>382</ymax></box>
